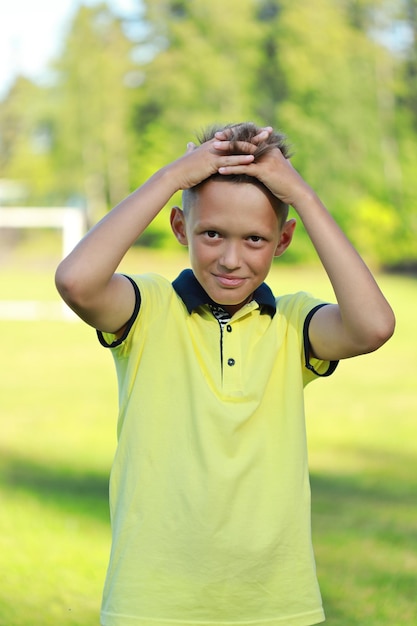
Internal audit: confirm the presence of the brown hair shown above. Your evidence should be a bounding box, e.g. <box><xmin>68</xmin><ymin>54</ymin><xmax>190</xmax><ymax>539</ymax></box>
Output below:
<box><xmin>182</xmin><ymin>122</ymin><xmax>292</xmax><ymax>225</ymax></box>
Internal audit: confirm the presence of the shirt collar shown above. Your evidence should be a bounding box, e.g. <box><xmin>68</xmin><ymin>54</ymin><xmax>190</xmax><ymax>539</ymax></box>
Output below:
<box><xmin>172</xmin><ymin>269</ymin><xmax>276</xmax><ymax>318</ymax></box>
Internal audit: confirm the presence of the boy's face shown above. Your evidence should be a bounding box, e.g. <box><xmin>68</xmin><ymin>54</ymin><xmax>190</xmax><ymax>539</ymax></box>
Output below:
<box><xmin>171</xmin><ymin>180</ymin><xmax>295</xmax><ymax>315</ymax></box>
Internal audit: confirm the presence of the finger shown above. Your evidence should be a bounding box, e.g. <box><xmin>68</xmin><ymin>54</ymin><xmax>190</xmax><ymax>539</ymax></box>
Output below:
<box><xmin>217</xmin><ymin>155</ymin><xmax>255</xmax><ymax>172</ymax></box>
<box><xmin>214</xmin><ymin>126</ymin><xmax>273</xmax><ymax>145</ymax></box>
<box><xmin>218</xmin><ymin>165</ymin><xmax>253</xmax><ymax>175</ymax></box>
<box><xmin>214</xmin><ymin>129</ymin><xmax>232</xmax><ymax>140</ymax></box>
<box><xmin>186</xmin><ymin>141</ymin><xmax>196</xmax><ymax>153</ymax></box>
<box><xmin>213</xmin><ymin>140</ymin><xmax>258</xmax><ymax>154</ymax></box>
<box><xmin>252</xmin><ymin>126</ymin><xmax>273</xmax><ymax>145</ymax></box>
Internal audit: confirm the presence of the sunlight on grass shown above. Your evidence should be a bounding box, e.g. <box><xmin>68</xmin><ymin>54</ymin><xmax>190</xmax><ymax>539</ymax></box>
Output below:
<box><xmin>2</xmin><ymin>490</ymin><xmax>108</xmax><ymax>626</ymax></box>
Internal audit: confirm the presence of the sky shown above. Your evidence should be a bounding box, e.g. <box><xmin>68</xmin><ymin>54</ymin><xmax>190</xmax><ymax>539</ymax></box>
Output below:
<box><xmin>0</xmin><ymin>0</ymin><xmax>139</xmax><ymax>98</ymax></box>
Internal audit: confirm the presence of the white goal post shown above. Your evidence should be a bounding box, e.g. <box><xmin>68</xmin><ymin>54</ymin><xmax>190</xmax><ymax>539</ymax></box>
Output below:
<box><xmin>0</xmin><ymin>207</ymin><xmax>85</xmax><ymax>258</ymax></box>
<box><xmin>0</xmin><ymin>207</ymin><xmax>86</xmax><ymax>320</ymax></box>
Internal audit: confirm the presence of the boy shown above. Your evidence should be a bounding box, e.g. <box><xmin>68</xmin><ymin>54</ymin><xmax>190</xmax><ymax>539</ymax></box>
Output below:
<box><xmin>55</xmin><ymin>122</ymin><xmax>395</xmax><ymax>626</ymax></box>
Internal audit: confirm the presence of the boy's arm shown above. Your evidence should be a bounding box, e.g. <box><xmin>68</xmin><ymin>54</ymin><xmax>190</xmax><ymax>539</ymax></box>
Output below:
<box><xmin>215</xmin><ymin>142</ymin><xmax>395</xmax><ymax>360</ymax></box>
<box><xmin>285</xmin><ymin>184</ymin><xmax>395</xmax><ymax>360</ymax></box>
<box><xmin>55</xmin><ymin>141</ymin><xmax>256</xmax><ymax>333</ymax></box>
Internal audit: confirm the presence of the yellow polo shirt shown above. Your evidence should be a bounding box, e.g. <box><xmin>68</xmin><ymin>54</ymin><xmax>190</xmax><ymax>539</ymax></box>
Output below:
<box><xmin>98</xmin><ymin>270</ymin><xmax>337</xmax><ymax>626</ymax></box>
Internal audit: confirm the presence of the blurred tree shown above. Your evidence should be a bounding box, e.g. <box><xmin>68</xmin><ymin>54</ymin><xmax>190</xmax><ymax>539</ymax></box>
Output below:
<box><xmin>52</xmin><ymin>3</ymin><xmax>136</xmax><ymax>222</ymax></box>
<box><xmin>251</xmin><ymin>0</ymin><xmax>414</xmax><ymax>264</ymax></box>
<box><xmin>0</xmin><ymin>77</ymin><xmax>57</xmax><ymax>204</ymax></box>
<box><xmin>129</xmin><ymin>0</ymin><xmax>415</xmax><ymax>260</ymax></box>
<box><xmin>131</xmin><ymin>0</ymin><xmax>264</xmax><ymax>176</ymax></box>
<box><xmin>0</xmin><ymin>4</ymin><xmax>138</xmax><ymax>222</ymax></box>
<box><xmin>402</xmin><ymin>0</ymin><xmax>417</xmax><ymax>128</ymax></box>
<box><xmin>361</xmin><ymin>0</ymin><xmax>417</xmax><ymax>264</ymax></box>
<box><xmin>125</xmin><ymin>0</ymin><xmax>268</xmax><ymax>246</ymax></box>
<box><xmin>1</xmin><ymin>0</ymin><xmax>415</xmax><ymax>263</ymax></box>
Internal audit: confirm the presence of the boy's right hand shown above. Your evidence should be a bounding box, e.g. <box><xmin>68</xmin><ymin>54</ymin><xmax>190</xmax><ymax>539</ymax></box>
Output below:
<box><xmin>169</xmin><ymin>138</ymin><xmax>256</xmax><ymax>190</ymax></box>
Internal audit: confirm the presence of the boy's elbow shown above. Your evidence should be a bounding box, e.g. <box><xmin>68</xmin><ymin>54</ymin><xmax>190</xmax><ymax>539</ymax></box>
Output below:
<box><xmin>55</xmin><ymin>262</ymin><xmax>69</xmax><ymax>300</ymax></box>
<box><xmin>378</xmin><ymin>307</ymin><xmax>396</xmax><ymax>345</ymax></box>
<box><xmin>363</xmin><ymin>310</ymin><xmax>396</xmax><ymax>353</ymax></box>
<box><xmin>381</xmin><ymin>315</ymin><xmax>396</xmax><ymax>346</ymax></box>
<box><xmin>55</xmin><ymin>261</ymin><xmax>85</xmax><ymax>309</ymax></box>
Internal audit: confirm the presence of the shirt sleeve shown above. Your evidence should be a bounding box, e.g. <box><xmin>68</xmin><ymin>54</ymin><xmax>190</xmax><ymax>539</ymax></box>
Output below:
<box><xmin>96</xmin><ymin>275</ymin><xmax>141</xmax><ymax>348</ymax></box>
<box><xmin>303</xmin><ymin>303</ymin><xmax>339</xmax><ymax>378</ymax></box>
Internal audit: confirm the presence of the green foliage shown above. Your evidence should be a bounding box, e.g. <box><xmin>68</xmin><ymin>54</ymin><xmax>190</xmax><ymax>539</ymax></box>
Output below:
<box><xmin>0</xmin><ymin>0</ymin><xmax>416</xmax><ymax>263</ymax></box>
<box><xmin>0</xmin><ymin>77</ymin><xmax>57</xmax><ymax>204</ymax></box>
<box><xmin>52</xmin><ymin>3</ymin><xmax>136</xmax><ymax>222</ymax></box>
<box><xmin>350</xmin><ymin>196</ymin><xmax>398</xmax><ymax>262</ymax></box>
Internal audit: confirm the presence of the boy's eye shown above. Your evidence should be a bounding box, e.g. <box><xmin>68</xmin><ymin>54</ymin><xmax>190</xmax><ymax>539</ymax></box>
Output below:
<box><xmin>205</xmin><ymin>230</ymin><xmax>220</xmax><ymax>238</ymax></box>
<box><xmin>248</xmin><ymin>235</ymin><xmax>264</xmax><ymax>243</ymax></box>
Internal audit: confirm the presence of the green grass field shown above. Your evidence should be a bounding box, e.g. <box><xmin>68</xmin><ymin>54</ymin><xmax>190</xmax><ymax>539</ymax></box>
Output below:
<box><xmin>1</xmin><ymin>239</ymin><xmax>416</xmax><ymax>625</ymax></box>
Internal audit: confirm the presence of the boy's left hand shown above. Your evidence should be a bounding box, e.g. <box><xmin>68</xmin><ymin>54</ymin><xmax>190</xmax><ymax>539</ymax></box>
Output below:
<box><xmin>213</xmin><ymin>128</ymin><xmax>313</xmax><ymax>209</ymax></box>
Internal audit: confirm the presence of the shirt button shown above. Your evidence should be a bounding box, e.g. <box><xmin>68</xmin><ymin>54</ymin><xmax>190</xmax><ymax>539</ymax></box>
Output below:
<box><xmin>226</xmin><ymin>324</ymin><xmax>232</xmax><ymax>332</ymax></box>
<box><xmin>227</xmin><ymin>358</ymin><xmax>235</xmax><ymax>366</ymax></box>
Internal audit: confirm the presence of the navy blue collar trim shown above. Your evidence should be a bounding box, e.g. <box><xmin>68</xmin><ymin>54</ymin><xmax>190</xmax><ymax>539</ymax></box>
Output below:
<box><xmin>172</xmin><ymin>269</ymin><xmax>276</xmax><ymax>317</ymax></box>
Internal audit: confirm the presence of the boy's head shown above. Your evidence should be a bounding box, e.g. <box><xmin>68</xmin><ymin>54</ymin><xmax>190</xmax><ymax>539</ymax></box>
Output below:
<box><xmin>182</xmin><ymin>122</ymin><xmax>292</xmax><ymax>227</ymax></box>
<box><xmin>171</xmin><ymin>122</ymin><xmax>296</xmax><ymax>315</ymax></box>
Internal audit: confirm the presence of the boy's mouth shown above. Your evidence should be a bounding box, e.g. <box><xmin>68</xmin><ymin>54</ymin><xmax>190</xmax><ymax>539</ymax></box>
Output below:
<box><xmin>214</xmin><ymin>274</ymin><xmax>246</xmax><ymax>288</ymax></box>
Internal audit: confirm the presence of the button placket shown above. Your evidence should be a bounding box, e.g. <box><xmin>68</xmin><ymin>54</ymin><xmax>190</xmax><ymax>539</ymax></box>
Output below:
<box><xmin>222</xmin><ymin>322</ymin><xmax>242</xmax><ymax>393</ymax></box>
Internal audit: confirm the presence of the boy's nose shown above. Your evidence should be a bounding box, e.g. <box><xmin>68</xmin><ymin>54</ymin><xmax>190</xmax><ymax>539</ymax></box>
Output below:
<box><xmin>219</xmin><ymin>242</ymin><xmax>241</xmax><ymax>270</ymax></box>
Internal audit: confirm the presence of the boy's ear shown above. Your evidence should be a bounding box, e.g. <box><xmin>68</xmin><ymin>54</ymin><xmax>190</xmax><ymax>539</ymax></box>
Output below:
<box><xmin>274</xmin><ymin>218</ymin><xmax>296</xmax><ymax>257</ymax></box>
<box><xmin>170</xmin><ymin>206</ymin><xmax>188</xmax><ymax>245</ymax></box>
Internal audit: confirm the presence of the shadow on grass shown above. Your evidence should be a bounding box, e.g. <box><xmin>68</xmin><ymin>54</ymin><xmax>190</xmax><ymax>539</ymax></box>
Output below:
<box><xmin>1</xmin><ymin>447</ymin><xmax>110</xmax><ymax>523</ymax></box>
<box><xmin>311</xmin><ymin>447</ymin><xmax>417</xmax><ymax>540</ymax></box>
<box><xmin>2</xmin><ymin>446</ymin><xmax>416</xmax><ymax>624</ymax></box>
<box><xmin>2</xmin><ymin>444</ymin><xmax>416</xmax><ymax>534</ymax></box>
<box><xmin>310</xmin><ymin>449</ymin><xmax>417</xmax><ymax>625</ymax></box>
